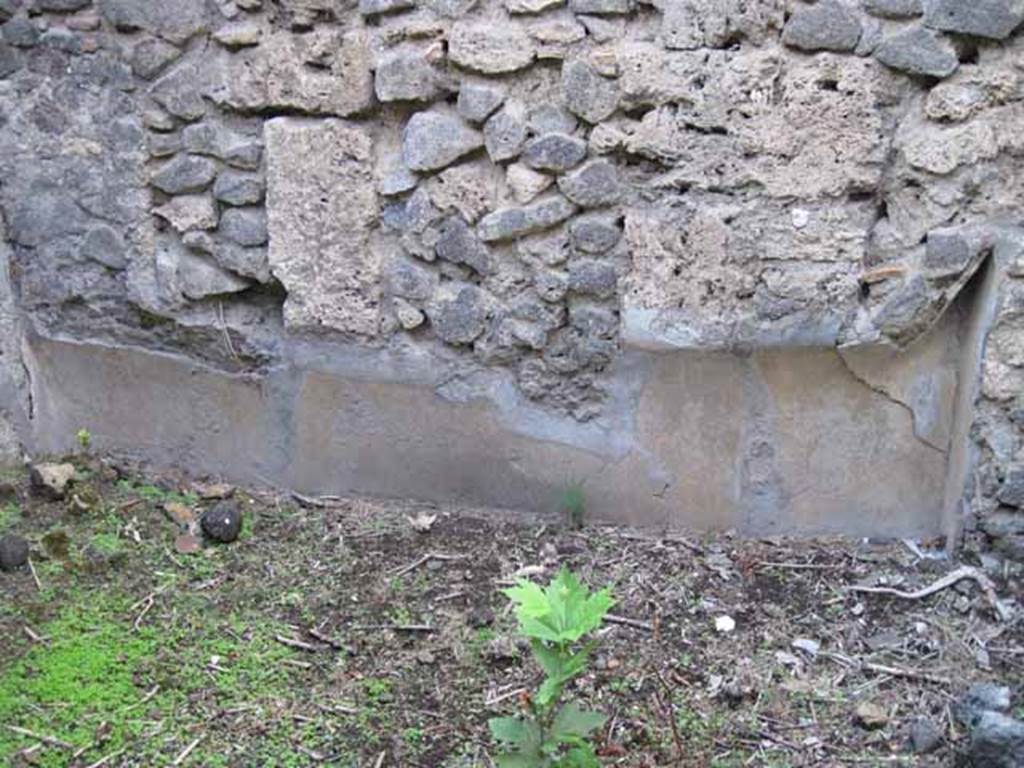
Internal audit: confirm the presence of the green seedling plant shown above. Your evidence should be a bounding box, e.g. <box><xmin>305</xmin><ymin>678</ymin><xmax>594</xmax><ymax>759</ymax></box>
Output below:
<box><xmin>560</xmin><ymin>482</ymin><xmax>586</xmax><ymax>530</ymax></box>
<box><xmin>489</xmin><ymin>567</ymin><xmax>614</xmax><ymax>767</ymax></box>
<box><xmin>76</xmin><ymin>428</ymin><xmax>91</xmax><ymax>452</ymax></box>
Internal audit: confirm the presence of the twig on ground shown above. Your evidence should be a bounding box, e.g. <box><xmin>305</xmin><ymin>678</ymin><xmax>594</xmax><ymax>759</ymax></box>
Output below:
<box><xmin>756</xmin><ymin>561</ymin><xmax>841</xmax><ymax>570</ymax></box>
<box><xmin>307</xmin><ymin>628</ymin><xmax>345</xmax><ymax>649</ymax></box>
<box><xmin>373</xmin><ymin>750</ymin><xmax>386</xmax><ymax>768</ymax></box>
<box><xmin>85</xmin><ymin>748</ymin><xmax>126</xmax><ymax>768</ymax></box>
<box><xmin>132</xmin><ymin>594</ymin><xmax>155</xmax><ymax>631</ymax></box>
<box><xmin>822</xmin><ymin>652</ymin><xmax>951</xmax><ymax>685</ymax></box>
<box><xmin>275</xmin><ymin>635</ymin><xmax>322</xmax><ymax>652</ymax></box>
<box><xmin>171</xmin><ymin>737</ymin><xmax>202</xmax><ymax>766</ymax></box>
<box><xmin>653</xmin><ymin>671</ymin><xmax>684</xmax><ymax>759</ymax></box>
<box><xmin>846</xmin><ymin>565</ymin><xmax>1012</xmax><ymax>621</ymax></box>
<box><xmin>605</xmin><ymin>614</ymin><xmax>654</xmax><ymax>632</ymax></box>
<box><xmin>27</xmin><ymin>558</ymin><xmax>42</xmax><ymax>591</ymax></box>
<box><xmin>349</xmin><ymin>624</ymin><xmax>435</xmax><ymax>633</ymax></box>
<box><xmin>484</xmin><ymin>687</ymin><xmax>528</xmax><ymax>707</ymax></box>
<box><xmin>4</xmin><ymin>726</ymin><xmax>73</xmax><ymax>750</ymax></box>
<box><xmin>390</xmin><ymin>552</ymin><xmax>466</xmax><ymax>577</ymax></box>
<box><xmin>292</xmin><ymin>492</ymin><xmax>344</xmax><ymax>509</ymax></box>
<box><xmin>22</xmin><ymin>626</ymin><xmax>47</xmax><ymax>643</ymax></box>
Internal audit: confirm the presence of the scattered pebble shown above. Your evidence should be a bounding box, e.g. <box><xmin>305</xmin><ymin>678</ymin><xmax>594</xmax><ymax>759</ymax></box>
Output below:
<box><xmin>854</xmin><ymin>701</ymin><xmax>889</xmax><ymax>730</ymax></box>
<box><xmin>791</xmin><ymin>638</ymin><xmax>820</xmax><ymax>657</ymax></box>
<box><xmin>29</xmin><ymin>462</ymin><xmax>76</xmax><ymax>500</ymax></box>
<box><xmin>200</xmin><ymin>500</ymin><xmax>242</xmax><ymax>543</ymax></box>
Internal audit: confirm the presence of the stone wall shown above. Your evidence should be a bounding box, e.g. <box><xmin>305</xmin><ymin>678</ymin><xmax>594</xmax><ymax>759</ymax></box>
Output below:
<box><xmin>1</xmin><ymin>0</ymin><xmax>1023</xmax><ymax>548</ymax></box>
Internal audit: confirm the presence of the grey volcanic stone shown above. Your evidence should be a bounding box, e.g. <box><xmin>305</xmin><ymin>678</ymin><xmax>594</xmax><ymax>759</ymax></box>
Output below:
<box><xmin>214</xmin><ymin>171</ymin><xmax>265</xmax><ymax>206</ymax></box>
<box><xmin>998</xmin><ymin>465</ymin><xmax>1024</xmax><ymax>507</ymax></box>
<box><xmin>37</xmin><ymin>0</ymin><xmax>92</xmax><ymax>8</ymax></box>
<box><xmin>457</xmin><ymin>82</ymin><xmax>506</xmax><ymax>123</ymax></box>
<box><xmin>0</xmin><ymin>534</ymin><xmax>28</xmax><ymax>572</ymax></box>
<box><xmin>782</xmin><ymin>0</ymin><xmax>862</xmax><ymax>52</ymax></box>
<box><xmin>99</xmin><ymin>0</ymin><xmax>207</xmax><ymax>44</ymax></box>
<box><xmin>569</xmin><ymin>259</ymin><xmax>617</xmax><ymax>297</ymax></box>
<box><xmin>131</xmin><ymin>38</ymin><xmax>181</xmax><ymax>80</ymax></box>
<box><xmin>386</xmin><ymin>258</ymin><xmax>437</xmax><ymax>301</ymax></box>
<box><xmin>147</xmin><ymin>132</ymin><xmax>181</xmax><ymax>158</ymax></box>
<box><xmin>484</xmin><ymin>105</ymin><xmax>528</xmax><ymax>162</ymax></box>
<box><xmin>2</xmin><ymin>18</ymin><xmax>39</xmax><ymax>47</ymax></box>
<box><xmin>875</xmin><ymin>27</ymin><xmax>959</xmax><ymax>78</ymax></box>
<box><xmin>151</xmin><ymin>63</ymin><xmax>207</xmax><ymax>120</ymax></box>
<box><xmin>558</xmin><ymin>159</ymin><xmax>621</xmax><ymax>208</ymax></box>
<box><xmin>0</xmin><ymin>43</ymin><xmax>21</xmax><ymax>79</ymax></box>
<box><xmin>522</xmin><ymin>133</ymin><xmax>587</xmax><ymax>173</ymax></box>
<box><xmin>478</xmin><ymin>195</ymin><xmax>577</xmax><ymax>242</ymax></box>
<box><xmin>570</xmin><ymin>0</ymin><xmax>631</xmax><ymax>13</ymax></box>
<box><xmin>865</xmin><ymin>0</ymin><xmax>922</xmax><ymax>18</ymax></box>
<box><xmin>570</xmin><ymin>215</ymin><xmax>621</xmax><ymax>254</ymax></box>
<box><xmin>428</xmin><ymin>283</ymin><xmax>488</xmax><ymax>344</ymax></box>
<box><xmin>151</xmin><ymin>155</ymin><xmax>217</xmax><ymax>194</ymax></box>
<box><xmin>201</xmin><ymin>500</ymin><xmax>242</xmax><ymax>543</ymax></box>
<box><xmin>359</xmin><ymin>0</ymin><xmax>416</xmax><ymax>15</ymax></box>
<box><xmin>403</xmin><ymin>112</ymin><xmax>484</xmax><ymax>172</ymax></box>
<box><xmin>528</xmin><ymin>105</ymin><xmax>578</xmax><ymax>136</ymax></box>
<box><xmin>211</xmin><ymin>243</ymin><xmax>270</xmax><ymax>282</ymax></box>
<box><xmin>178</xmin><ymin>251</ymin><xmax>252</xmax><ymax>299</ymax></box>
<box><xmin>375</xmin><ymin>48</ymin><xmax>441</xmax><ymax>103</ymax></box>
<box><xmin>924</xmin><ymin>226</ymin><xmax>990</xmax><ymax>277</ymax></box>
<box><xmin>562</xmin><ymin>59</ymin><xmax>619</xmax><ymax>124</ymax></box>
<box><xmin>980</xmin><ymin>511</ymin><xmax>1024</xmax><ymax>537</ymax></box>
<box><xmin>82</xmin><ymin>225</ymin><xmax>128</xmax><ymax>270</ymax></box>
<box><xmin>436</xmin><ymin>216</ymin><xmax>493</xmax><ymax>274</ymax></box>
<box><xmin>924</xmin><ymin>0</ymin><xmax>1024</xmax><ymax>39</ymax></box>
<box><xmin>219</xmin><ymin>208</ymin><xmax>267</xmax><ymax>246</ymax></box>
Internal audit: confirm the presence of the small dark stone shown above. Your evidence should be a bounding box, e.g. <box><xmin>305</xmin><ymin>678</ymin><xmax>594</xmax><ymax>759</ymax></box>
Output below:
<box><xmin>467</xmin><ymin>606</ymin><xmax>494</xmax><ymax>628</ymax></box>
<box><xmin>201</xmin><ymin>500</ymin><xmax>242</xmax><ymax>543</ymax></box>
<box><xmin>0</xmin><ymin>534</ymin><xmax>29</xmax><ymax>572</ymax></box>
<box><xmin>908</xmin><ymin>717</ymin><xmax>943</xmax><ymax>754</ymax></box>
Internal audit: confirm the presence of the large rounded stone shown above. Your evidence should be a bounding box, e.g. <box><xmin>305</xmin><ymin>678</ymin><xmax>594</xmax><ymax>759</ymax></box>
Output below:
<box><xmin>0</xmin><ymin>534</ymin><xmax>29</xmax><ymax>572</ymax></box>
<box><xmin>201</xmin><ymin>500</ymin><xmax>243</xmax><ymax>543</ymax></box>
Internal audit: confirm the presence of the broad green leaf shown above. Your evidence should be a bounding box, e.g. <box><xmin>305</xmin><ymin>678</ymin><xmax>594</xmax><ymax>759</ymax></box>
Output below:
<box><xmin>489</xmin><ymin>717</ymin><xmax>542</xmax><ymax>749</ymax></box>
<box><xmin>536</xmin><ymin>675</ymin><xmax>565</xmax><ymax>708</ymax></box>
<box><xmin>550</xmin><ymin>703</ymin><xmax>607</xmax><ymax>742</ymax></box>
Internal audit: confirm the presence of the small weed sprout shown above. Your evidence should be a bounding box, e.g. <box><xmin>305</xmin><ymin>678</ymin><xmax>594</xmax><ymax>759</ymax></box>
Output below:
<box><xmin>560</xmin><ymin>482</ymin><xmax>586</xmax><ymax>530</ymax></box>
<box><xmin>489</xmin><ymin>566</ymin><xmax>614</xmax><ymax>767</ymax></box>
<box><xmin>76</xmin><ymin>428</ymin><xmax>91</xmax><ymax>452</ymax></box>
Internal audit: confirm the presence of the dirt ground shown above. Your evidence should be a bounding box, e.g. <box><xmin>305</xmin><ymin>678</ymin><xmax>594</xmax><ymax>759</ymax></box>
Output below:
<box><xmin>0</xmin><ymin>454</ymin><xmax>1021</xmax><ymax>767</ymax></box>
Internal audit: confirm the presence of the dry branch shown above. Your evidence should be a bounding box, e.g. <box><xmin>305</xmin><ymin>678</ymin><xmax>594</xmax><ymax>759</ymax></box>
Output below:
<box><xmin>846</xmin><ymin>565</ymin><xmax>1012</xmax><ymax>621</ymax></box>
